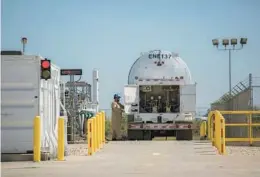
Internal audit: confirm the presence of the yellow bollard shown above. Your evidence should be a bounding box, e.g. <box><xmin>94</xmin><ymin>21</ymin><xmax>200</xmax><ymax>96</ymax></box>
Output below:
<box><xmin>98</xmin><ymin>113</ymin><xmax>103</xmax><ymax>148</ymax></box>
<box><xmin>96</xmin><ymin>113</ymin><xmax>100</xmax><ymax>149</ymax></box>
<box><xmin>93</xmin><ymin>117</ymin><xmax>98</xmax><ymax>152</ymax></box>
<box><xmin>215</xmin><ymin>112</ymin><xmax>222</xmax><ymax>154</ymax></box>
<box><xmin>207</xmin><ymin>111</ymin><xmax>214</xmax><ymax>140</ymax></box>
<box><xmin>220</xmin><ymin>117</ymin><xmax>226</xmax><ymax>155</ymax></box>
<box><xmin>200</xmin><ymin>121</ymin><xmax>207</xmax><ymax>139</ymax></box>
<box><xmin>100</xmin><ymin>112</ymin><xmax>103</xmax><ymax>145</ymax></box>
<box><xmin>211</xmin><ymin>112</ymin><xmax>216</xmax><ymax>146</ymax></box>
<box><xmin>95</xmin><ymin>115</ymin><xmax>99</xmax><ymax>150</ymax></box>
<box><xmin>33</xmin><ymin>116</ymin><xmax>41</xmax><ymax>162</ymax></box>
<box><xmin>87</xmin><ymin>119</ymin><xmax>94</xmax><ymax>155</ymax></box>
<box><xmin>57</xmin><ymin>117</ymin><xmax>65</xmax><ymax>161</ymax></box>
<box><xmin>102</xmin><ymin>111</ymin><xmax>106</xmax><ymax>144</ymax></box>
<box><xmin>92</xmin><ymin>118</ymin><xmax>95</xmax><ymax>152</ymax></box>
<box><xmin>96</xmin><ymin>114</ymin><xmax>100</xmax><ymax>150</ymax></box>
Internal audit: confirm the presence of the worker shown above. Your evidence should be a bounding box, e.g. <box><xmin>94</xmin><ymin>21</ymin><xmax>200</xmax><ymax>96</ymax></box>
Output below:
<box><xmin>111</xmin><ymin>93</ymin><xmax>124</xmax><ymax>141</ymax></box>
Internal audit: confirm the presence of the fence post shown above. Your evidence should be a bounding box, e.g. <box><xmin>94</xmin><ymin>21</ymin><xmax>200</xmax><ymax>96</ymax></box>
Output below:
<box><xmin>57</xmin><ymin>117</ymin><xmax>65</xmax><ymax>161</ymax></box>
<box><xmin>87</xmin><ymin>118</ymin><xmax>94</xmax><ymax>155</ymax></box>
<box><xmin>248</xmin><ymin>114</ymin><xmax>253</xmax><ymax>146</ymax></box>
<box><xmin>33</xmin><ymin>116</ymin><xmax>41</xmax><ymax>162</ymax></box>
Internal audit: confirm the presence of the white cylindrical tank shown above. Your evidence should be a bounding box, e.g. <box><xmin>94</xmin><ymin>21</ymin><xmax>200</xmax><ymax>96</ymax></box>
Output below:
<box><xmin>128</xmin><ymin>50</ymin><xmax>192</xmax><ymax>84</ymax></box>
<box><xmin>92</xmin><ymin>69</ymin><xmax>99</xmax><ymax>112</ymax></box>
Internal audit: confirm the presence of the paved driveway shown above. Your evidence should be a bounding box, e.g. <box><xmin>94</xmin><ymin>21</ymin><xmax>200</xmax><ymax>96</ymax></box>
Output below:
<box><xmin>2</xmin><ymin>141</ymin><xmax>260</xmax><ymax>177</ymax></box>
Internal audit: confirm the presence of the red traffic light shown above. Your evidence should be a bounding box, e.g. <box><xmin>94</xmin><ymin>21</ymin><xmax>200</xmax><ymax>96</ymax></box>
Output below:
<box><xmin>41</xmin><ymin>60</ymin><xmax>50</xmax><ymax>69</ymax></box>
<box><xmin>41</xmin><ymin>59</ymin><xmax>51</xmax><ymax>80</ymax></box>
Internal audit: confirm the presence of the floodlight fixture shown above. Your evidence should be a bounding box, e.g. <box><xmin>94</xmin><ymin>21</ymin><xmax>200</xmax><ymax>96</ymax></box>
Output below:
<box><xmin>230</xmin><ymin>38</ymin><xmax>237</xmax><ymax>45</ymax></box>
<box><xmin>212</xmin><ymin>39</ymin><xmax>219</xmax><ymax>46</ymax></box>
<box><xmin>240</xmin><ymin>38</ymin><xmax>247</xmax><ymax>45</ymax></box>
<box><xmin>222</xmin><ymin>39</ymin><xmax>229</xmax><ymax>46</ymax></box>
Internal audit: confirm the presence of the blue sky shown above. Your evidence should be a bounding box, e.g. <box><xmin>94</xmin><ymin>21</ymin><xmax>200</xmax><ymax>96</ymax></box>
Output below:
<box><xmin>2</xmin><ymin>0</ymin><xmax>260</xmax><ymax>112</ymax></box>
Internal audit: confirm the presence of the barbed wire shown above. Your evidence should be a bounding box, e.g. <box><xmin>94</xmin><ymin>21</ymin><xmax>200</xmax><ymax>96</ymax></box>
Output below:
<box><xmin>212</xmin><ymin>75</ymin><xmax>260</xmax><ymax>105</ymax></box>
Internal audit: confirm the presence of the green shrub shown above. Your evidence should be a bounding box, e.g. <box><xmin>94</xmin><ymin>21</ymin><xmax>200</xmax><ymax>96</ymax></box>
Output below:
<box><xmin>105</xmin><ymin>118</ymin><xmax>111</xmax><ymax>137</ymax></box>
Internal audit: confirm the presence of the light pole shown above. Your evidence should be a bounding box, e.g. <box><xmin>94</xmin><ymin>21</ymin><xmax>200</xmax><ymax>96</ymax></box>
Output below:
<box><xmin>21</xmin><ymin>37</ymin><xmax>28</xmax><ymax>54</ymax></box>
<box><xmin>212</xmin><ymin>37</ymin><xmax>247</xmax><ymax>111</ymax></box>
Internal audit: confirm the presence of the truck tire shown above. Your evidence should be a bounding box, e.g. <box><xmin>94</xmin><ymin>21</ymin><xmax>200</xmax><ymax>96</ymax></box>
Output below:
<box><xmin>143</xmin><ymin>130</ymin><xmax>152</xmax><ymax>140</ymax></box>
<box><xmin>127</xmin><ymin>129</ymin><xmax>144</xmax><ymax>140</ymax></box>
<box><xmin>176</xmin><ymin>130</ymin><xmax>193</xmax><ymax>141</ymax></box>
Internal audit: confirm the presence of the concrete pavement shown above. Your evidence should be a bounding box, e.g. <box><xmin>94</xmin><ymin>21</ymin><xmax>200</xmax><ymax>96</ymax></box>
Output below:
<box><xmin>2</xmin><ymin>141</ymin><xmax>260</xmax><ymax>177</ymax></box>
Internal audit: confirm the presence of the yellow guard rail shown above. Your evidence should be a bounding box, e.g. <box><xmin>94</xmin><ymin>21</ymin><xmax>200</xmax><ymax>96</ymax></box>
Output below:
<box><xmin>207</xmin><ymin>110</ymin><xmax>260</xmax><ymax>155</ymax></box>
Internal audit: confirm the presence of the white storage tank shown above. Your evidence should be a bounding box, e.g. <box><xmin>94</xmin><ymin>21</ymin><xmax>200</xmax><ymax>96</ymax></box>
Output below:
<box><xmin>1</xmin><ymin>52</ymin><xmax>67</xmax><ymax>158</ymax></box>
<box><xmin>128</xmin><ymin>50</ymin><xmax>192</xmax><ymax>84</ymax></box>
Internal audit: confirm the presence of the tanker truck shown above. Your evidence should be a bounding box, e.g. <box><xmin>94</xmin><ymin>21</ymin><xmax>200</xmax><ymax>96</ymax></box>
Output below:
<box><xmin>124</xmin><ymin>50</ymin><xmax>196</xmax><ymax>140</ymax></box>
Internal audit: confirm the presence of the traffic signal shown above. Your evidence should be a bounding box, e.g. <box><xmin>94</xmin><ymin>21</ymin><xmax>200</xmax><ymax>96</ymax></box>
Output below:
<box><xmin>41</xmin><ymin>59</ymin><xmax>51</xmax><ymax>80</ymax></box>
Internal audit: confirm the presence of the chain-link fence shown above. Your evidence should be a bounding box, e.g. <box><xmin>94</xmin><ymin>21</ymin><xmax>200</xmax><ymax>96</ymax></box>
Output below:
<box><xmin>211</xmin><ymin>74</ymin><xmax>260</xmax><ymax>142</ymax></box>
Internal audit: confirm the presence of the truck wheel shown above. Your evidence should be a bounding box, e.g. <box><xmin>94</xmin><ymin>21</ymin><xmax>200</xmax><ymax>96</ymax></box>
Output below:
<box><xmin>185</xmin><ymin>129</ymin><xmax>193</xmax><ymax>140</ymax></box>
<box><xmin>176</xmin><ymin>130</ymin><xmax>193</xmax><ymax>141</ymax></box>
<box><xmin>143</xmin><ymin>130</ymin><xmax>152</xmax><ymax>140</ymax></box>
<box><xmin>175</xmin><ymin>130</ymin><xmax>182</xmax><ymax>140</ymax></box>
<box><xmin>127</xmin><ymin>129</ymin><xmax>143</xmax><ymax>140</ymax></box>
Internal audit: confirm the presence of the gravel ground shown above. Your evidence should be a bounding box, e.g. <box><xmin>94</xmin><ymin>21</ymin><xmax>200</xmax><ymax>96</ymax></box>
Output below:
<box><xmin>226</xmin><ymin>146</ymin><xmax>260</xmax><ymax>156</ymax></box>
<box><xmin>67</xmin><ymin>144</ymin><xmax>88</xmax><ymax>156</ymax></box>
